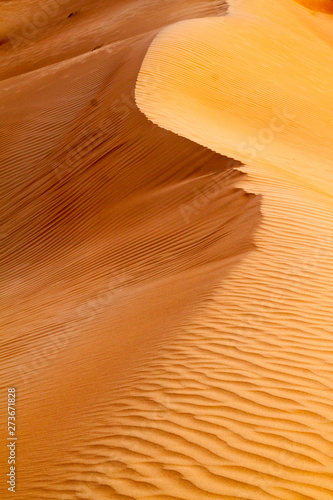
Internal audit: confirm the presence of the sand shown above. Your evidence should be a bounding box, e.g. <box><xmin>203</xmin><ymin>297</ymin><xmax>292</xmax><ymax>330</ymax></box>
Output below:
<box><xmin>0</xmin><ymin>0</ymin><xmax>332</xmax><ymax>498</ymax></box>
<box><xmin>0</xmin><ymin>1</ymin><xmax>259</xmax><ymax>499</ymax></box>
<box><xmin>135</xmin><ymin>0</ymin><xmax>333</xmax><ymax>497</ymax></box>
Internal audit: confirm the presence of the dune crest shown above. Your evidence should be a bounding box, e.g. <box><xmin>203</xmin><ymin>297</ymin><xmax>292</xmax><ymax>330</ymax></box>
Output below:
<box><xmin>0</xmin><ymin>1</ymin><xmax>263</xmax><ymax>499</ymax></box>
<box><xmin>1</xmin><ymin>0</ymin><xmax>332</xmax><ymax>497</ymax></box>
<box><xmin>135</xmin><ymin>0</ymin><xmax>333</xmax><ymax>497</ymax></box>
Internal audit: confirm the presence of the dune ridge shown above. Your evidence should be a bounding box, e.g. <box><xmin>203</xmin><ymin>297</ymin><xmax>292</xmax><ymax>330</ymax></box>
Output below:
<box><xmin>133</xmin><ymin>0</ymin><xmax>333</xmax><ymax>498</ymax></box>
<box><xmin>2</xmin><ymin>0</ymin><xmax>332</xmax><ymax>497</ymax></box>
<box><xmin>0</xmin><ymin>1</ymin><xmax>263</xmax><ymax>499</ymax></box>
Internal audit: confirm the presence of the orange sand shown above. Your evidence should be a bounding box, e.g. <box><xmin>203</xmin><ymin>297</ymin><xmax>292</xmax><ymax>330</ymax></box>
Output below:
<box><xmin>0</xmin><ymin>1</ymin><xmax>260</xmax><ymax>499</ymax></box>
<box><xmin>1</xmin><ymin>0</ymin><xmax>332</xmax><ymax>498</ymax></box>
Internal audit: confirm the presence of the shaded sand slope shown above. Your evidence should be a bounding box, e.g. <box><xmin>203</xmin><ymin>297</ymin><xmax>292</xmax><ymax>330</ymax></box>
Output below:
<box><xmin>0</xmin><ymin>1</ymin><xmax>261</xmax><ymax>499</ymax></box>
<box><xmin>134</xmin><ymin>0</ymin><xmax>333</xmax><ymax>498</ymax></box>
<box><xmin>0</xmin><ymin>0</ymin><xmax>223</xmax><ymax>81</ymax></box>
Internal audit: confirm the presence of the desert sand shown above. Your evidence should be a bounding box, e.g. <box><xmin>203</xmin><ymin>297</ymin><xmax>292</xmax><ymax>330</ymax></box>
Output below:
<box><xmin>0</xmin><ymin>0</ymin><xmax>332</xmax><ymax>499</ymax></box>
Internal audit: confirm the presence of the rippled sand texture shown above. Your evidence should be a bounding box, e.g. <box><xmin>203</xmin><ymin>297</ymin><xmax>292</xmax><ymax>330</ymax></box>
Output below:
<box><xmin>0</xmin><ymin>1</ymin><xmax>263</xmax><ymax>499</ymax></box>
<box><xmin>136</xmin><ymin>0</ymin><xmax>333</xmax><ymax>498</ymax></box>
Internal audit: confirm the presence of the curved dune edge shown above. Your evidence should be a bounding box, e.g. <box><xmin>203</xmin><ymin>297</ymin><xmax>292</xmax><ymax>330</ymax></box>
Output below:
<box><xmin>0</xmin><ymin>2</ymin><xmax>263</xmax><ymax>500</ymax></box>
<box><xmin>135</xmin><ymin>0</ymin><xmax>333</xmax><ymax>498</ymax></box>
<box><xmin>0</xmin><ymin>0</ymin><xmax>224</xmax><ymax>81</ymax></box>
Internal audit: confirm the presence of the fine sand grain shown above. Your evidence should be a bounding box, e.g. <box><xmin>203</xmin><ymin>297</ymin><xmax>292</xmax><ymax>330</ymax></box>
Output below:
<box><xmin>135</xmin><ymin>0</ymin><xmax>333</xmax><ymax>498</ymax></box>
<box><xmin>0</xmin><ymin>1</ymin><xmax>263</xmax><ymax>499</ymax></box>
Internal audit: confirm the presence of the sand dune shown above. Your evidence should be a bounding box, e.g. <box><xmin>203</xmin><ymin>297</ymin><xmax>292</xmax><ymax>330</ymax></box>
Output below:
<box><xmin>135</xmin><ymin>0</ymin><xmax>333</xmax><ymax>498</ymax></box>
<box><xmin>1</xmin><ymin>0</ymin><xmax>332</xmax><ymax>498</ymax></box>
<box><xmin>0</xmin><ymin>1</ymin><xmax>262</xmax><ymax>499</ymax></box>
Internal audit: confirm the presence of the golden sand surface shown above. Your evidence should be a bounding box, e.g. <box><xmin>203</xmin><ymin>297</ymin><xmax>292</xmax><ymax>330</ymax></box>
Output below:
<box><xmin>136</xmin><ymin>0</ymin><xmax>333</xmax><ymax>498</ymax></box>
<box><xmin>0</xmin><ymin>0</ymin><xmax>332</xmax><ymax>498</ymax></box>
<box><xmin>0</xmin><ymin>1</ymin><xmax>262</xmax><ymax>499</ymax></box>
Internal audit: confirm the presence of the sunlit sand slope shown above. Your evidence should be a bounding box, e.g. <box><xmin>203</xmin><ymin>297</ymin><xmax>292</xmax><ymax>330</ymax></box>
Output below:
<box><xmin>0</xmin><ymin>1</ymin><xmax>262</xmax><ymax>499</ymax></box>
<box><xmin>135</xmin><ymin>0</ymin><xmax>333</xmax><ymax>498</ymax></box>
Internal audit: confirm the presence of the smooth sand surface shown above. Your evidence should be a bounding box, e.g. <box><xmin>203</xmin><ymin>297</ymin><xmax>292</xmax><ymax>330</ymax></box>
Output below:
<box><xmin>0</xmin><ymin>1</ymin><xmax>264</xmax><ymax>499</ymax></box>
